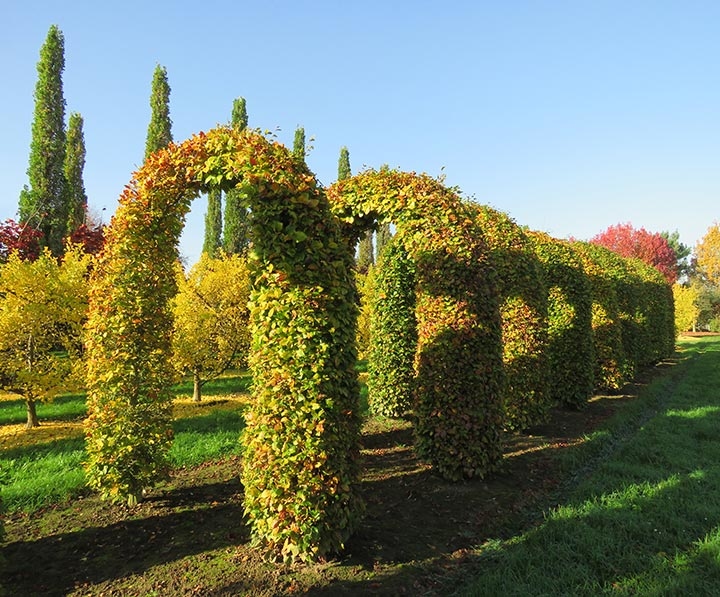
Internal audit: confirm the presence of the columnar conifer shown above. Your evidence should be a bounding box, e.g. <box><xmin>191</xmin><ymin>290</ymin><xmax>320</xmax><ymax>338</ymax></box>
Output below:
<box><xmin>144</xmin><ymin>65</ymin><xmax>172</xmax><ymax>161</ymax></box>
<box><xmin>19</xmin><ymin>25</ymin><xmax>67</xmax><ymax>256</ymax></box>
<box><xmin>64</xmin><ymin>112</ymin><xmax>88</xmax><ymax>232</ymax></box>
<box><xmin>202</xmin><ymin>188</ymin><xmax>222</xmax><ymax>257</ymax></box>
<box><xmin>223</xmin><ymin>98</ymin><xmax>250</xmax><ymax>254</ymax></box>
<box><xmin>292</xmin><ymin>126</ymin><xmax>306</xmax><ymax>163</ymax></box>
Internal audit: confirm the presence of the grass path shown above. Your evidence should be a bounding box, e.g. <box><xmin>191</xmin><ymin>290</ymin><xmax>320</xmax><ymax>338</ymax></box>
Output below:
<box><xmin>456</xmin><ymin>336</ymin><xmax>720</xmax><ymax>596</ymax></box>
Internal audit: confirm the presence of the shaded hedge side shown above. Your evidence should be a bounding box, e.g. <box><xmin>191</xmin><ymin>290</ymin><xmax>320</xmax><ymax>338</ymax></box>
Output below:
<box><xmin>471</xmin><ymin>205</ymin><xmax>551</xmax><ymax>430</ymax></box>
<box><xmin>367</xmin><ymin>236</ymin><xmax>417</xmax><ymax>418</ymax></box>
<box><xmin>528</xmin><ymin>232</ymin><xmax>595</xmax><ymax>408</ymax></box>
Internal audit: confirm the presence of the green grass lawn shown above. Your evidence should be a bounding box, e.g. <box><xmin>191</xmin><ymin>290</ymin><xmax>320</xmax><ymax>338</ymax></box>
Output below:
<box><xmin>456</xmin><ymin>336</ymin><xmax>720</xmax><ymax>596</ymax></box>
<box><xmin>0</xmin><ymin>373</ymin><xmax>250</xmax><ymax>514</ymax></box>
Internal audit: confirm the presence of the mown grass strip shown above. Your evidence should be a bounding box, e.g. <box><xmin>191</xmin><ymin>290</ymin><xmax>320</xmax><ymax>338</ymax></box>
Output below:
<box><xmin>456</xmin><ymin>336</ymin><xmax>720</xmax><ymax>596</ymax></box>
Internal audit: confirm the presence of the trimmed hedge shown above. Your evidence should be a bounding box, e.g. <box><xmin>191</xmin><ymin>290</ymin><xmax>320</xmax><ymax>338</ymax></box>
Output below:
<box><xmin>328</xmin><ymin>170</ymin><xmax>505</xmax><ymax>480</ymax></box>
<box><xmin>367</xmin><ymin>236</ymin><xmax>417</xmax><ymax>418</ymax></box>
<box><xmin>572</xmin><ymin>241</ymin><xmax>632</xmax><ymax>391</ymax></box>
<box><xmin>528</xmin><ymin>232</ymin><xmax>595</xmax><ymax>408</ymax></box>
<box><xmin>86</xmin><ymin>127</ymin><xmax>362</xmax><ymax>563</ymax></box>
<box><xmin>472</xmin><ymin>205</ymin><xmax>551</xmax><ymax>430</ymax></box>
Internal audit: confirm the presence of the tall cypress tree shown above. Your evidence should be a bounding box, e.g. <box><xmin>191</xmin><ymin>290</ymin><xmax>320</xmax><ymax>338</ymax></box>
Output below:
<box><xmin>144</xmin><ymin>64</ymin><xmax>173</xmax><ymax>161</ymax></box>
<box><xmin>223</xmin><ymin>97</ymin><xmax>251</xmax><ymax>255</ymax></box>
<box><xmin>64</xmin><ymin>112</ymin><xmax>87</xmax><ymax>232</ymax></box>
<box><xmin>337</xmin><ymin>146</ymin><xmax>351</xmax><ymax>181</ymax></box>
<box><xmin>292</xmin><ymin>126</ymin><xmax>306</xmax><ymax>163</ymax></box>
<box><xmin>339</xmin><ymin>147</ymin><xmax>372</xmax><ymax>272</ymax></box>
<box><xmin>202</xmin><ymin>188</ymin><xmax>222</xmax><ymax>257</ymax></box>
<box><xmin>19</xmin><ymin>25</ymin><xmax>67</xmax><ymax>256</ymax></box>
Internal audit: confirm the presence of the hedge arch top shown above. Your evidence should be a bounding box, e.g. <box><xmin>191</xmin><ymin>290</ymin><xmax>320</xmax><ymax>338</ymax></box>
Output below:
<box><xmin>84</xmin><ymin>127</ymin><xmax>361</xmax><ymax>562</ymax></box>
<box><xmin>328</xmin><ymin>170</ymin><xmax>505</xmax><ymax>479</ymax></box>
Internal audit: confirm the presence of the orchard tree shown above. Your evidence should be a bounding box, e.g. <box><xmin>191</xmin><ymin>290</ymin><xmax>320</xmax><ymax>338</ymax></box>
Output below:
<box><xmin>590</xmin><ymin>222</ymin><xmax>678</xmax><ymax>283</ymax></box>
<box><xmin>695</xmin><ymin>222</ymin><xmax>720</xmax><ymax>286</ymax></box>
<box><xmin>0</xmin><ymin>247</ymin><xmax>90</xmax><ymax>427</ymax></box>
<box><xmin>64</xmin><ymin>112</ymin><xmax>88</xmax><ymax>232</ymax></box>
<box><xmin>172</xmin><ymin>253</ymin><xmax>251</xmax><ymax>401</ymax></box>
<box><xmin>223</xmin><ymin>97</ymin><xmax>251</xmax><ymax>255</ymax></box>
<box><xmin>19</xmin><ymin>25</ymin><xmax>67</xmax><ymax>256</ymax></box>
<box><xmin>144</xmin><ymin>64</ymin><xmax>173</xmax><ymax>161</ymax></box>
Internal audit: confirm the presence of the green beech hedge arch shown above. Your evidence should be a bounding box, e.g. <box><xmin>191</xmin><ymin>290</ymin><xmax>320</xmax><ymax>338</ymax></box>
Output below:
<box><xmin>84</xmin><ymin>127</ymin><xmax>361</xmax><ymax>562</ymax></box>
<box><xmin>471</xmin><ymin>205</ymin><xmax>551</xmax><ymax>431</ymax></box>
<box><xmin>528</xmin><ymin>232</ymin><xmax>595</xmax><ymax>408</ymax></box>
<box><xmin>327</xmin><ymin>170</ymin><xmax>505</xmax><ymax>480</ymax></box>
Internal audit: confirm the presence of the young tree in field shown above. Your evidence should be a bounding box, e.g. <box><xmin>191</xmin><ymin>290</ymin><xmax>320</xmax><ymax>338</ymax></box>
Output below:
<box><xmin>0</xmin><ymin>247</ymin><xmax>90</xmax><ymax>427</ymax></box>
<box><xmin>590</xmin><ymin>223</ymin><xmax>678</xmax><ymax>283</ymax></box>
<box><xmin>223</xmin><ymin>97</ymin><xmax>251</xmax><ymax>255</ymax></box>
<box><xmin>0</xmin><ymin>220</ymin><xmax>43</xmax><ymax>263</ymax></box>
<box><xmin>19</xmin><ymin>25</ymin><xmax>67</xmax><ymax>257</ymax></box>
<box><xmin>64</xmin><ymin>112</ymin><xmax>88</xmax><ymax>233</ymax></box>
<box><xmin>695</xmin><ymin>222</ymin><xmax>720</xmax><ymax>287</ymax></box>
<box><xmin>172</xmin><ymin>252</ymin><xmax>251</xmax><ymax>401</ymax></box>
<box><xmin>144</xmin><ymin>64</ymin><xmax>173</xmax><ymax>161</ymax></box>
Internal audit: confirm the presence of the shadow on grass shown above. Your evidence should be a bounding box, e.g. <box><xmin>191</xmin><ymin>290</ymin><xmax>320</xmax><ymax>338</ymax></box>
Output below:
<box><xmin>3</xmin><ymin>477</ymin><xmax>247</xmax><ymax>597</ymax></box>
<box><xmin>172</xmin><ymin>408</ymin><xmax>245</xmax><ymax>435</ymax></box>
<box><xmin>0</xmin><ymin>435</ymin><xmax>85</xmax><ymax>462</ymax></box>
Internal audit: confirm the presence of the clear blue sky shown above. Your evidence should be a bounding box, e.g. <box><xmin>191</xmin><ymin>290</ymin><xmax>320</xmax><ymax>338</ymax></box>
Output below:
<box><xmin>2</xmin><ymin>1</ymin><xmax>719</xmax><ymax>266</ymax></box>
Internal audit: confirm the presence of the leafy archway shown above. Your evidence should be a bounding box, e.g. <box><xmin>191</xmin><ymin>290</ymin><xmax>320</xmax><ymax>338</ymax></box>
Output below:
<box><xmin>327</xmin><ymin>170</ymin><xmax>505</xmax><ymax>480</ymax></box>
<box><xmin>84</xmin><ymin>127</ymin><xmax>361</xmax><ymax>562</ymax></box>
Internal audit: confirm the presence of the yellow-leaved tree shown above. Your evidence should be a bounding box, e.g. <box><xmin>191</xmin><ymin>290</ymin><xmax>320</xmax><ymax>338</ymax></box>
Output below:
<box><xmin>172</xmin><ymin>252</ymin><xmax>251</xmax><ymax>401</ymax></box>
<box><xmin>672</xmin><ymin>283</ymin><xmax>701</xmax><ymax>333</ymax></box>
<box><xmin>695</xmin><ymin>222</ymin><xmax>720</xmax><ymax>286</ymax></box>
<box><xmin>0</xmin><ymin>247</ymin><xmax>90</xmax><ymax>428</ymax></box>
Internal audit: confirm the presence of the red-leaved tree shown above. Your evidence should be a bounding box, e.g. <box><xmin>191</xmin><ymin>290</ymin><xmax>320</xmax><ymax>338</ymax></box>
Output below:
<box><xmin>0</xmin><ymin>219</ymin><xmax>43</xmax><ymax>263</ymax></box>
<box><xmin>590</xmin><ymin>223</ymin><xmax>678</xmax><ymax>284</ymax></box>
<box><xmin>68</xmin><ymin>223</ymin><xmax>105</xmax><ymax>256</ymax></box>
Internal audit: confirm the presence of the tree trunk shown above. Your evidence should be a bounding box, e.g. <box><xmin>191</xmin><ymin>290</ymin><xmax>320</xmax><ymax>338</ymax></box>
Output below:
<box><xmin>26</xmin><ymin>397</ymin><xmax>40</xmax><ymax>428</ymax></box>
<box><xmin>193</xmin><ymin>372</ymin><xmax>202</xmax><ymax>402</ymax></box>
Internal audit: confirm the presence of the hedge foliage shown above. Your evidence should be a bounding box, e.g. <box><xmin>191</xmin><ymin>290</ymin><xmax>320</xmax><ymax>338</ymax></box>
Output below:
<box><xmin>572</xmin><ymin>241</ymin><xmax>633</xmax><ymax>391</ymax></box>
<box><xmin>328</xmin><ymin>170</ymin><xmax>504</xmax><ymax>480</ymax></box>
<box><xmin>472</xmin><ymin>205</ymin><xmax>550</xmax><ymax>430</ymax></box>
<box><xmin>528</xmin><ymin>232</ymin><xmax>594</xmax><ymax>408</ymax></box>
<box><xmin>367</xmin><ymin>235</ymin><xmax>417</xmax><ymax>418</ymax></box>
<box><xmin>573</xmin><ymin>241</ymin><xmax>675</xmax><ymax>391</ymax></box>
<box><xmin>86</xmin><ymin>127</ymin><xmax>362</xmax><ymax>563</ymax></box>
